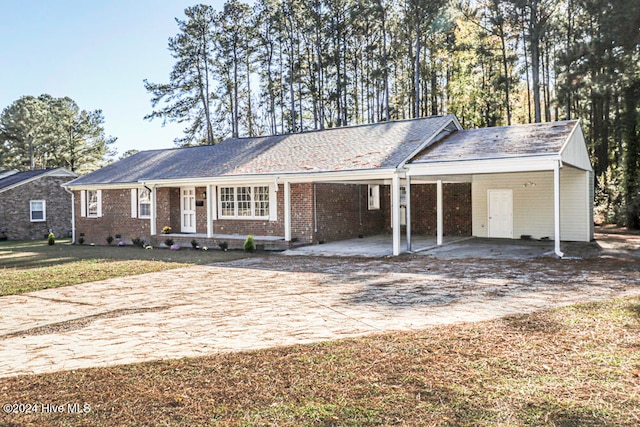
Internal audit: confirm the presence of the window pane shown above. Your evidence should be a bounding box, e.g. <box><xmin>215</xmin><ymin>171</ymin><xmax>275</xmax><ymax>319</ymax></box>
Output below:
<box><xmin>220</xmin><ymin>187</ymin><xmax>235</xmax><ymax>216</ymax></box>
<box><xmin>87</xmin><ymin>191</ymin><xmax>98</xmax><ymax>216</ymax></box>
<box><xmin>139</xmin><ymin>189</ymin><xmax>151</xmax><ymax>217</ymax></box>
<box><xmin>254</xmin><ymin>186</ymin><xmax>269</xmax><ymax>217</ymax></box>
<box><xmin>237</xmin><ymin>187</ymin><xmax>251</xmax><ymax>216</ymax></box>
<box><xmin>31</xmin><ymin>201</ymin><xmax>44</xmax><ymax>221</ymax></box>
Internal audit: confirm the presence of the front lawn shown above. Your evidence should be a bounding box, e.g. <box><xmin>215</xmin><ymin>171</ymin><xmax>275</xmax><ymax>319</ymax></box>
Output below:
<box><xmin>0</xmin><ymin>239</ymin><xmax>250</xmax><ymax>296</ymax></box>
<box><xmin>1</xmin><ymin>296</ymin><xmax>638</xmax><ymax>426</ymax></box>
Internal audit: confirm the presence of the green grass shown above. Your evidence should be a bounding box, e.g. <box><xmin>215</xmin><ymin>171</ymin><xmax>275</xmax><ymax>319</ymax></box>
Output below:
<box><xmin>0</xmin><ymin>239</ymin><xmax>250</xmax><ymax>296</ymax></box>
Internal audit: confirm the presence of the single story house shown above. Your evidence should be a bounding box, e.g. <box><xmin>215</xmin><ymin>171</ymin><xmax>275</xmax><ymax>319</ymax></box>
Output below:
<box><xmin>64</xmin><ymin>115</ymin><xmax>593</xmax><ymax>256</ymax></box>
<box><xmin>0</xmin><ymin>168</ymin><xmax>78</xmax><ymax>240</ymax></box>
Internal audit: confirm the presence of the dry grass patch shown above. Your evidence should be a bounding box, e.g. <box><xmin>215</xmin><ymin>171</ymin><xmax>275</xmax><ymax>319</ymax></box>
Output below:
<box><xmin>1</xmin><ymin>296</ymin><xmax>638</xmax><ymax>426</ymax></box>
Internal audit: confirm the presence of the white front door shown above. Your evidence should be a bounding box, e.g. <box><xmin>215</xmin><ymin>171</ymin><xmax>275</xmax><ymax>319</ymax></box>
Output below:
<box><xmin>180</xmin><ymin>187</ymin><xmax>196</xmax><ymax>233</ymax></box>
<box><xmin>488</xmin><ymin>189</ymin><xmax>513</xmax><ymax>238</ymax></box>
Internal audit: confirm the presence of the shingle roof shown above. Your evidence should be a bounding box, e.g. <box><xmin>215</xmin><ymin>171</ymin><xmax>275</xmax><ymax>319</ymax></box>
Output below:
<box><xmin>411</xmin><ymin>120</ymin><xmax>578</xmax><ymax>163</ymax></box>
<box><xmin>0</xmin><ymin>169</ymin><xmax>53</xmax><ymax>191</ymax></box>
<box><xmin>68</xmin><ymin>115</ymin><xmax>455</xmax><ymax>186</ymax></box>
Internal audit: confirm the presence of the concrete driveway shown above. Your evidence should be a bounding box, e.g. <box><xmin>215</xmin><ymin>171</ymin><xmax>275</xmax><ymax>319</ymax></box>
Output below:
<box><xmin>1</xmin><ymin>253</ymin><xmax>638</xmax><ymax>378</ymax></box>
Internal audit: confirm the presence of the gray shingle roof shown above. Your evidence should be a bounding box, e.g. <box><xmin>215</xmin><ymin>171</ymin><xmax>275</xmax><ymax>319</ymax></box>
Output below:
<box><xmin>411</xmin><ymin>120</ymin><xmax>578</xmax><ymax>163</ymax></box>
<box><xmin>0</xmin><ymin>169</ymin><xmax>52</xmax><ymax>191</ymax></box>
<box><xmin>68</xmin><ymin>115</ymin><xmax>455</xmax><ymax>186</ymax></box>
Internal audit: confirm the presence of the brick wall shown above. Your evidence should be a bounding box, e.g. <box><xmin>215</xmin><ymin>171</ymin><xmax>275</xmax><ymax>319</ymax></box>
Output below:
<box><xmin>72</xmin><ymin>181</ymin><xmax>471</xmax><ymax>246</ymax></box>
<box><xmin>0</xmin><ymin>176</ymin><xmax>73</xmax><ymax>240</ymax></box>
<box><xmin>314</xmin><ymin>183</ymin><xmax>385</xmax><ymax>243</ymax></box>
<box><xmin>381</xmin><ymin>183</ymin><xmax>471</xmax><ymax>236</ymax></box>
<box><xmin>75</xmin><ymin>188</ymin><xmax>150</xmax><ymax>245</ymax></box>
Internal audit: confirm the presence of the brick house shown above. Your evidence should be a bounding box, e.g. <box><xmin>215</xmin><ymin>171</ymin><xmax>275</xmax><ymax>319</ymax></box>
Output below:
<box><xmin>64</xmin><ymin>116</ymin><xmax>593</xmax><ymax>256</ymax></box>
<box><xmin>0</xmin><ymin>168</ymin><xmax>77</xmax><ymax>240</ymax></box>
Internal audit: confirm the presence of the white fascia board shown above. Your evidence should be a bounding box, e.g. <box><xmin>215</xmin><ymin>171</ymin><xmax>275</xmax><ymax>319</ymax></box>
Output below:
<box><xmin>64</xmin><ymin>182</ymin><xmax>139</xmax><ymax>191</ymax></box>
<box><xmin>141</xmin><ymin>169</ymin><xmax>399</xmax><ymax>187</ymax></box>
<box><xmin>397</xmin><ymin>115</ymin><xmax>459</xmax><ymax>170</ymax></box>
<box><xmin>407</xmin><ymin>155</ymin><xmax>560</xmax><ymax>177</ymax></box>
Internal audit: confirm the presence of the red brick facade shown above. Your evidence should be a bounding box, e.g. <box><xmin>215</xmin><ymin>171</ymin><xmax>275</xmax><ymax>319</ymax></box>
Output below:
<box><xmin>0</xmin><ymin>176</ymin><xmax>74</xmax><ymax>240</ymax></box>
<box><xmin>73</xmin><ymin>182</ymin><xmax>471</xmax><ymax>247</ymax></box>
<box><xmin>75</xmin><ymin>188</ymin><xmax>150</xmax><ymax>245</ymax></box>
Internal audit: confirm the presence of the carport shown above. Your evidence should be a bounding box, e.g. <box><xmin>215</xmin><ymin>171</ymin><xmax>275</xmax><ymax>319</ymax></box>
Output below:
<box><xmin>402</xmin><ymin>121</ymin><xmax>594</xmax><ymax>258</ymax></box>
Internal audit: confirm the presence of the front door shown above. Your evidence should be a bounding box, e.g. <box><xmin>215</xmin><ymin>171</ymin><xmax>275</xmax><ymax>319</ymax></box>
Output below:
<box><xmin>488</xmin><ymin>189</ymin><xmax>513</xmax><ymax>238</ymax></box>
<box><xmin>180</xmin><ymin>187</ymin><xmax>196</xmax><ymax>233</ymax></box>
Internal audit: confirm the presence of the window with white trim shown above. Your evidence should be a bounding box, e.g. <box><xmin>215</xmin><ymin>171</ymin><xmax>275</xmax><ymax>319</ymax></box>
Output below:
<box><xmin>218</xmin><ymin>186</ymin><xmax>270</xmax><ymax>219</ymax></box>
<box><xmin>368</xmin><ymin>185</ymin><xmax>380</xmax><ymax>210</ymax></box>
<box><xmin>30</xmin><ymin>200</ymin><xmax>46</xmax><ymax>222</ymax></box>
<box><xmin>138</xmin><ymin>188</ymin><xmax>151</xmax><ymax>218</ymax></box>
<box><xmin>87</xmin><ymin>190</ymin><xmax>99</xmax><ymax>217</ymax></box>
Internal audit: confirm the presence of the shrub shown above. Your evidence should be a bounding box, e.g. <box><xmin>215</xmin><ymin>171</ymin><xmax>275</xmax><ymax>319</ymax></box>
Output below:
<box><xmin>243</xmin><ymin>235</ymin><xmax>255</xmax><ymax>253</ymax></box>
<box><xmin>162</xmin><ymin>226</ymin><xmax>172</xmax><ymax>234</ymax></box>
<box><xmin>191</xmin><ymin>239</ymin><xmax>199</xmax><ymax>249</ymax></box>
<box><xmin>164</xmin><ymin>238</ymin><xmax>174</xmax><ymax>247</ymax></box>
<box><xmin>218</xmin><ymin>241</ymin><xmax>228</xmax><ymax>251</ymax></box>
<box><xmin>106</xmin><ymin>235</ymin><xmax>114</xmax><ymax>245</ymax></box>
<box><xmin>78</xmin><ymin>237</ymin><xmax>85</xmax><ymax>245</ymax></box>
<box><xmin>170</xmin><ymin>244</ymin><xmax>181</xmax><ymax>250</ymax></box>
<box><xmin>132</xmin><ymin>237</ymin><xmax>145</xmax><ymax>248</ymax></box>
<box><xmin>47</xmin><ymin>232</ymin><xmax>55</xmax><ymax>246</ymax></box>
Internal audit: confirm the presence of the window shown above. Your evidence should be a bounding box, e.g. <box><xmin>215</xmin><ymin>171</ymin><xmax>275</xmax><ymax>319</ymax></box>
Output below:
<box><xmin>254</xmin><ymin>186</ymin><xmax>269</xmax><ymax>217</ymax></box>
<box><xmin>220</xmin><ymin>187</ymin><xmax>235</xmax><ymax>217</ymax></box>
<box><xmin>30</xmin><ymin>200</ymin><xmax>46</xmax><ymax>222</ymax></box>
<box><xmin>368</xmin><ymin>185</ymin><xmax>380</xmax><ymax>210</ymax></box>
<box><xmin>138</xmin><ymin>189</ymin><xmax>151</xmax><ymax>218</ymax></box>
<box><xmin>218</xmin><ymin>186</ymin><xmax>270</xmax><ymax>219</ymax></box>
<box><xmin>80</xmin><ymin>190</ymin><xmax>101</xmax><ymax>218</ymax></box>
<box><xmin>87</xmin><ymin>190</ymin><xmax>99</xmax><ymax>217</ymax></box>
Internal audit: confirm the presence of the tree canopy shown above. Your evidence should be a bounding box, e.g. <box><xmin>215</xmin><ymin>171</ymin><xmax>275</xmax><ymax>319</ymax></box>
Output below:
<box><xmin>148</xmin><ymin>0</ymin><xmax>639</xmax><ymax>227</ymax></box>
<box><xmin>0</xmin><ymin>95</ymin><xmax>116</xmax><ymax>173</ymax></box>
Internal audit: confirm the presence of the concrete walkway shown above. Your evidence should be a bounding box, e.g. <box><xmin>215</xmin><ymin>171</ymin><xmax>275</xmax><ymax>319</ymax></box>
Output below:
<box><xmin>283</xmin><ymin>235</ymin><xmax>469</xmax><ymax>257</ymax></box>
<box><xmin>1</xmin><ymin>254</ymin><xmax>638</xmax><ymax>378</ymax></box>
<box><xmin>283</xmin><ymin>234</ymin><xmax>588</xmax><ymax>259</ymax></box>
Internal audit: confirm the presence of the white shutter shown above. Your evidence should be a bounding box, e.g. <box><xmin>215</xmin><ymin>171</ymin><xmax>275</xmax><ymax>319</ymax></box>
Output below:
<box><xmin>80</xmin><ymin>190</ymin><xmax>86</xmax><ymax>217</ymax></box>
<box><xmin>269</xmin><ymin>183</ymin><xmax>278</xmax><ymax>221</ymax></box>
<box><xmin>96</xmin><ymin>190</ymin><xmax>103</xmax><ymax>217</ymax></box>
<box><xmin>131</xmin><ymin>189</ymin><xmax>137</xmax><ymax>218</ymax></box>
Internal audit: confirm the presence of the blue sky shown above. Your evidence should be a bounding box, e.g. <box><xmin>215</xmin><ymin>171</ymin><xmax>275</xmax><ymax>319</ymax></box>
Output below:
<box><xmin>1</xmin><ymin>1</ymin><xmax>229</xmax><ymax>157</ymax></box>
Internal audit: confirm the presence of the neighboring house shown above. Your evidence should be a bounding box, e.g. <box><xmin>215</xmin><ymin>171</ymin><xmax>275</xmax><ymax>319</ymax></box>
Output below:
<box><xmin>0</xmin><ymin>168</ymin><xmax>78</xmax><ymax>240</ymax></box>
<box><xmin>64</xmin><ymin>115</ymin><xmax>593</xmax><ymax>256</ymax></box>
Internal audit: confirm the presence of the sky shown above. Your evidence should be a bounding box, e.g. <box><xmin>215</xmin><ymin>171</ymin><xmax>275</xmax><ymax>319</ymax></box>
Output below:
<box><xmin>1</xmin><ymin>1</ymin><xmax>230</xmax><ymax>157</ymax></box>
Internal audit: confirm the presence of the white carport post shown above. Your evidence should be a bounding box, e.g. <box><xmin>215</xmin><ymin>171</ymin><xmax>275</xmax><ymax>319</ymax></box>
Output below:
<box><xmin>284</xmin><ymin>181</ymin><xmax>292</xmax><ymax>242</ymax></box>
<box><xmin>405</xmin><ymin>175</ymin><xmax>412</xmax><ymax>252</ymax></box>
<box><xmin>206</xmin><ymin>184</ymin><xmax>214</xmax><ymax>238</ymax></box>
<box><xmin>436</xmin><ymin>179</ymin><xmax>443</xmax><ymax>245</ymax></box>
<box><xmin>553</xmin><ymin>161</ymin><xmax>564</xmax><ymax>258</ymax></box>
<box><xmin>150</xmin><ymin>185</ymin><xmax>157</xmax><ymax>236</ymax></box>
<box><xmin>392</xmin><ymin>173</ymin><xmax>401</xmax><ymax>256</ymax></box>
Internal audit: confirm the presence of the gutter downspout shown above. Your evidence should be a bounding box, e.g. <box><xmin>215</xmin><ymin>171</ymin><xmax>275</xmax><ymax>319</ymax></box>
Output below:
<box><xmin>63</xmin><ymin>187</ymin><xmax>76</xmax><ymax>244</ymax></box>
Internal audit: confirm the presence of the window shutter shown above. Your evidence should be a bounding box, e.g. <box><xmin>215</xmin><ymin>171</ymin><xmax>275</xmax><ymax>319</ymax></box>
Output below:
<box><xmin>131</xmin><ymin>189</ymin><xmax>137</xmax><ymax>218</ymax></box>
<box><xmin>96</xmin><ymin>190</ymin><xmax>103</xmax><ymax>217</ymax></box>
<box><xmin>269</xmin><ymin>184</ymin><xmax>278</xmax><ymax>221</ymax></box>
<box><xmin>80</xmin><ymin>190</ymin><xmax>86</xmax><ymax>217</ymax></box>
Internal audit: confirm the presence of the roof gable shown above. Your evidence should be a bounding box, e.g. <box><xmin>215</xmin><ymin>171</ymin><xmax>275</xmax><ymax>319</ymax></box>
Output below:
<box><xmin>0</xmin><ymin>168</ymin><xmax>77</xmax><ymax>193</ymax></box>
<box><xmin>411</xmin><ymin>121</ymin><xmax>580</xmax><ymax>164</ymax></box>
<box><xmin>68</xmin><ymin>115</ymin><xmax>456</xmax><ymax>186</ymax></box>
<box><xmin>560</xmin><ymin>123</ymin><xmax>592</xmax><ymax>171</ymax></box>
